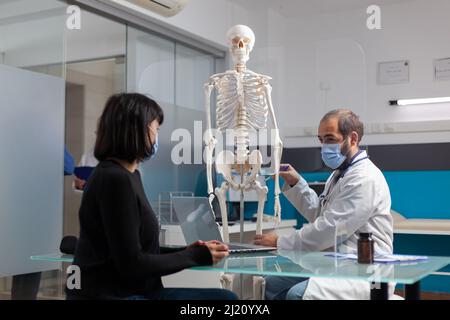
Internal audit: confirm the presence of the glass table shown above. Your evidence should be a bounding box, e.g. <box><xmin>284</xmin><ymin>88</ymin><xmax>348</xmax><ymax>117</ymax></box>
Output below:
<box><xmin>31</xmin><ymin>250</ymin><xmax>450</xmax><ymax>300</ymax></box>
<box><xmin>31</xmin><ymin>253</ymin><xmax>75</xmax><ymax>263</ymax></box>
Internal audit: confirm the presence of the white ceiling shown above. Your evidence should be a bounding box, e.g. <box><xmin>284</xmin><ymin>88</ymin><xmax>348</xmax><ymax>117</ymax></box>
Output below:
<box><xmin>0</xmin><ymin>0</ymin><xmax>421</xmax><ymax>61</ymax></box>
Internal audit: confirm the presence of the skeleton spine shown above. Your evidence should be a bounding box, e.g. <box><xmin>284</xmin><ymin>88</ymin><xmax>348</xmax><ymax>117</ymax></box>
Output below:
<box><xmin>235</xmin><ymin>114</ymin><xmax>250</xmax><ymax>164</ymax></box>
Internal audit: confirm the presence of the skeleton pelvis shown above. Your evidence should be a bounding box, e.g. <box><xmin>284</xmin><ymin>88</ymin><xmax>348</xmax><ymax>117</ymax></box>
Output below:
<box><xmin>215</xmin><ymin>150</ymin><xmax>262</xmax><ymax>188</ymax></box>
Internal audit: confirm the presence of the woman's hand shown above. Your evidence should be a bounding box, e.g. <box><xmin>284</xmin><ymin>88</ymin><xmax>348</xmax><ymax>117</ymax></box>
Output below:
<box><xmin>187</xmin><ymin>240</ymin><xmax>229</xmax><ymax>264</ymax></box>
<box><xmin>205</xmin><ymin>240</ymin><xmax>229</xmax><ymax>264</ymax></box>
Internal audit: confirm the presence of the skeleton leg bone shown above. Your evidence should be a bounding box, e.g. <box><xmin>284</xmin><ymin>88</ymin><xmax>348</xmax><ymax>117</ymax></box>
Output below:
<box><xmin>215</xmin><ymin>182</ymin><xmax>230</xmax><ymax>243</ymax></box>
<box><xmin>252</xmin><ymin>180</ymin><xmax>268</xmax><ymax>236</ymax></box>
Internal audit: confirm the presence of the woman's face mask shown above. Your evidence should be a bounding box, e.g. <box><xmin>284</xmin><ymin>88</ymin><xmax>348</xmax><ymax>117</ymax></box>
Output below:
<box><xmin>321</xmin><ymin>138</ymin><xmax>350</xmax><ymax>170</ymax></box>
<box><xmin>148</xmin><ymin>125</ymin><xmax>159</xmax><ymax>160</ymax></box>
<box><xmin>151</xmin><ymin>134</ymin><xmax>159</xmax><ymax>159</ymax></box>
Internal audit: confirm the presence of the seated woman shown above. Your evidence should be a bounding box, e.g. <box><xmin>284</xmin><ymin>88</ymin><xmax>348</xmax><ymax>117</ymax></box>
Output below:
<box><xmin>66</xmin><ymin>93</ymin><xmax>237</xmax><ymax>300</ymax></box>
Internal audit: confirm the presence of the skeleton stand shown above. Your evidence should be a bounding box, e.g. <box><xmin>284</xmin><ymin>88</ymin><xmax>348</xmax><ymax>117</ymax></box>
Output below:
<box><xmin>206</xmin><ymin>25</ymin><xmax>283</xmax><ymax>300</ymax></box>
<box><xmin>239</xmin><ymin>165</ymin><xmax>245</xmax><ymax>298</ymax></box>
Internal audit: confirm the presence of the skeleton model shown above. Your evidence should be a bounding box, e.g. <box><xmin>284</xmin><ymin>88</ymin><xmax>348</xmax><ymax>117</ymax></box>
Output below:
<box><xmin>204</xmin><ymin>25</ymin><xmax>283</xmax><ymax>243</ymax></box>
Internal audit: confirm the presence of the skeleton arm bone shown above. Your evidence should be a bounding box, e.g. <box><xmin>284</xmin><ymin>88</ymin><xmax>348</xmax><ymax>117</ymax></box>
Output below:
<box><xmin>263</xmin><ymin>82</ymin><xmax>283</xmax><ymax>222</ymax></box>
<box><xmin>204</xmin><ymin>81</ymin><xmax>217</xmax><ymax>198</ymax></box>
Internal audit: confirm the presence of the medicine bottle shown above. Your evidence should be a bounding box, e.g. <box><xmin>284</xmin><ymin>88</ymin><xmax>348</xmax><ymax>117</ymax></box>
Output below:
<box><xmin>357</xmin><ymin>232</ymin><xmax>374</xmax><ymax>264</ymax></box>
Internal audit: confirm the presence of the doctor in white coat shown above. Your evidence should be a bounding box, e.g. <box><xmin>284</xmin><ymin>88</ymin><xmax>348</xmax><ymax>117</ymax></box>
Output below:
<box><xmin>254</xmin><ymin>109</ymin><xmax>394</xmax><ymax>300</ymax></box>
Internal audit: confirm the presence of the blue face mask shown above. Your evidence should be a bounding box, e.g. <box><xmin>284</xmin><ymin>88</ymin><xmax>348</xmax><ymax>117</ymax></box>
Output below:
<box><xmin>151</xmin><ymin>135</ymin><xmax>159</xmax><ymax>159</ymax></box>
<box><xmin>321</xmin><ymin>143</ymin><xmax>347</xmax><ymax>170</ymax></box>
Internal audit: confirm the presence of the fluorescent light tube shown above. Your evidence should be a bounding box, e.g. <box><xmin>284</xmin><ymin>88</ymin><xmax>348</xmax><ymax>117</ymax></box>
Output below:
<box><xmin>390</xmin><ymin>97</ymin><xmax>450</xmax><ymax>106</ymax></box>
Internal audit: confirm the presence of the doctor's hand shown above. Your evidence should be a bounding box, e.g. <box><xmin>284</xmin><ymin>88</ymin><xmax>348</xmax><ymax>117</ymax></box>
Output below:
<box><xmin>254</xmin><ymin>233</ymin><xmax>278</xmax><ymax>248</ymax></box>
<box><xmin>276</xmin><ymin>164</ymin><xmax>300</xmax><ymax>187</ymax></box>
<box><xmin>203</xmin><ymin>240</ymin><xmax>230</xmax><ymax>264</ymax></box>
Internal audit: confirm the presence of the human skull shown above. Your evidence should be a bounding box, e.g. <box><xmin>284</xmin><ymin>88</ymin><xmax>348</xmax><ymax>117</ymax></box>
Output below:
<box><xmin>226</xmin><ymin>25</ymin><xmax>255</xmax><ymax>66</ymax></box>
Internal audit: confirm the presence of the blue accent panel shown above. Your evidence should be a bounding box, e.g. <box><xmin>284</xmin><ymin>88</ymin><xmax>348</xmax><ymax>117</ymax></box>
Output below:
<box><xmin>302</xmin><ymin>172</ymin><xmax>332</xmax><ymax>183</ymax></box>
<box><xmin>243</xmin><ymin>202</ymin><xmax>258</xmax><ymax>220</ymax></box>
<box><xmin>395</xmin><ymin>275</ymin><xmax>450</xmax><ymax>294</ymax></box>
<box><xmin>394</xmin><ymin>234</ymin><xmax>450</xmax><ymax>257</ymax></box>
<box><xmin>194</xmin><ymin>169</ymin><xmax>208</xmax><ymax>197</ymax></box>
<box><xmin>394</xmin><ymin>234</ymin><xmax>450</xmax><ymax>293</ymax></box>
<box><xmin>383</xmin><ymin>171</ymin><xmax>450</xmax><ymax>219</ymax></box>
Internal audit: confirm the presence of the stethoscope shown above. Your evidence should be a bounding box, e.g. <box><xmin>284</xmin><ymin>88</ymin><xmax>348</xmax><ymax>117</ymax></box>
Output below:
<box><xmin>319</xmin><ymin>152</ymin><xmax>369</xmax><ymax>208</ymax></box>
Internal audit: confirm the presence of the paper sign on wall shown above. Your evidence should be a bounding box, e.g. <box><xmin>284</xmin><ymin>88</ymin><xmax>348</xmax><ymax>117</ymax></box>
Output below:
<box><xmin>434</xmin><ymin>58</ymin><xmax>450</xmax><ymax>81</ymax></box>
<box><xmin>378</xmin><ymin>60</ymin><xmax>410</xmax><ymax>85</ymax></box>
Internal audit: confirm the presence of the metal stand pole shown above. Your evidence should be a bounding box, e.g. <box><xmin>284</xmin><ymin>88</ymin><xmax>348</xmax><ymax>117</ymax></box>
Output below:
<box><xmin>240</xmin><ymin>165</ymin><xmax>245</xmax><ymax>243</ymax></box>
<box><xmin>405</xmin><ymin>282</ymin><xmax>421</xmax><ymax>300</ymax></box>
<box><xmin>239</xmin><ymin>164</ymin><xmax>245</xmax><ymax>299</ymax></box>
<box><xmin>370</xmin><ymin>282</ymin><xmax>388</xmax><ymax>300</ymax></box>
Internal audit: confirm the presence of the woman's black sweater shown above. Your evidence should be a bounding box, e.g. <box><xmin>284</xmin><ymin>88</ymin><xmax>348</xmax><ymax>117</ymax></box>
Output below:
<box><xmin>67</xmin><ymin>160</ymin><xmax>212</xmax><ymax>299</ymax></box>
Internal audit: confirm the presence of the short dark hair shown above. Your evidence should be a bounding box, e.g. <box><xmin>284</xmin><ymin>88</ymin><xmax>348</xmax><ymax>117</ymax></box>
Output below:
<box><xmin>320</xmin><ymin>109</ymin><xmax>364</xmax><ymax>143</ymax></box>
<box><xmin>94</xmin><ymin>93</ymin><xmax>164</xmax><ymax>163</ymax></box>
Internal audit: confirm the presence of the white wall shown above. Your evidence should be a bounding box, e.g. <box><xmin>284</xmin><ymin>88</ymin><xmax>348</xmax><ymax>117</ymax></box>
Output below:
<box><xmin>278</xmin><ymin>0</ymin><xmax>450</xmax><ymax>147</ymax></box>
<box><xmin>154</xmin><ymin>0</ymin><xmax>450</xmax><ymax>147</ymax></box>
<box><xmin>4</xmin><ymin>0</ymin><xmax>449</xmax><ymax>147</ymax></box>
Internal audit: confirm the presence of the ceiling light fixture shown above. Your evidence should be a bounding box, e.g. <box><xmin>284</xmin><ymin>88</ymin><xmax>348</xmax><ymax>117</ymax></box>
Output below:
<box><xmin>389</xmin><ymin>97</ymin><xmax>450</xmax><ymax>106</ymax></box>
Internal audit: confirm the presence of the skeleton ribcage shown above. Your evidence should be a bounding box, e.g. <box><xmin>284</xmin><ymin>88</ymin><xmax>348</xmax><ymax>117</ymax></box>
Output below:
<box><xmin>215</xmin><ymin>72</ymin><xmax>269</xmax><ymax>132</ymax></box>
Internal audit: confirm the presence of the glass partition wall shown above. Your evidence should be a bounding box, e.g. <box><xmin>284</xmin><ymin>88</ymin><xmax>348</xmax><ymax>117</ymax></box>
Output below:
<box><xmin>0</xmin><ymin>0</ymin><xmax>67</xmax><ymax>300</ymax></box>
<box><xmin>0</xmin><ymin>0</ymin><xmax>224</xmax><ymax>299</ymax></box>
<box><xmin>127</xmin><ymin>27</ymin><xmax>218</xmax><ymax>224</ymax></box>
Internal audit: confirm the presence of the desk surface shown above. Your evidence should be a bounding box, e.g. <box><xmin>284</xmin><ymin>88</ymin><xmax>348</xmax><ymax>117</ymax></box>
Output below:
<box><xmin>31</xmin><ymin>251</ymin><xmax>450</xmax><ymax>285</ymax></box>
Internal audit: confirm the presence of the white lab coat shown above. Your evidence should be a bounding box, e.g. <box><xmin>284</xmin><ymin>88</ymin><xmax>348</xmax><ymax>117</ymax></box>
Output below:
<box><xmin>278</xmin><ymin>151</ymin><xmax>395</xmax><ymax>300</ymax></box>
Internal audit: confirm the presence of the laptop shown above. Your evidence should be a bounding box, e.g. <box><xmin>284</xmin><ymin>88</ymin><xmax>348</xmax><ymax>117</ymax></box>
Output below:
<box><xmin>171</xmin><ymin>197</ymin><xmax>277</xmax><ymax>254</ymax></box>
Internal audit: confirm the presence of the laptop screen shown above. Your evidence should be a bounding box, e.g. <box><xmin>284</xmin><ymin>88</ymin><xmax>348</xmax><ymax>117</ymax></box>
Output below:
<box><xmin>171</xmin><ymin>197</ymin><xmax>223</xmax><ymax>244</ymax></box>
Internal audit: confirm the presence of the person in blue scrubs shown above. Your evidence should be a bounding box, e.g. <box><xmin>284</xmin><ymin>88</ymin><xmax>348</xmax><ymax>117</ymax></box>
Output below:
<box><xmin>64</xmin><ymin>146</ymin><xmax>75</xmax><ymax>175</ymax></box>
